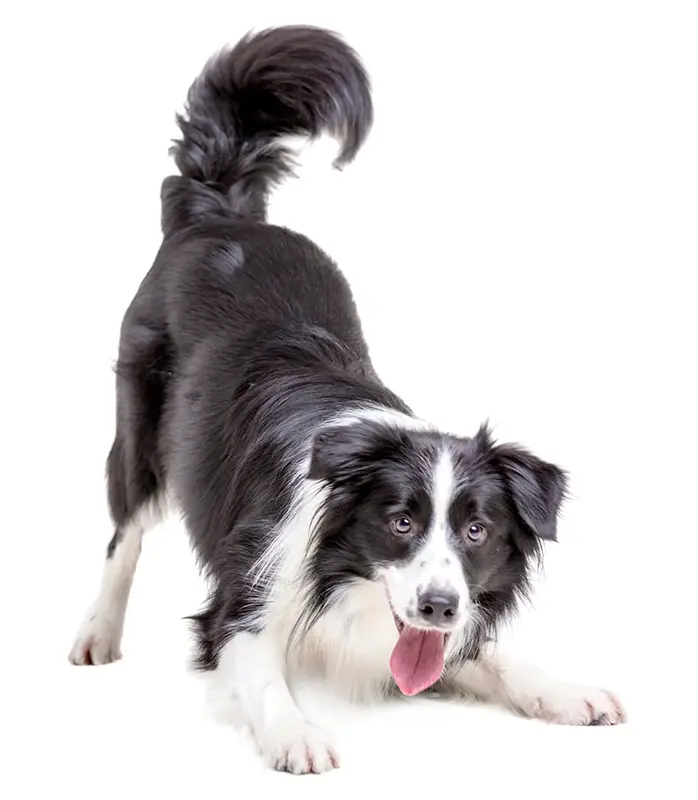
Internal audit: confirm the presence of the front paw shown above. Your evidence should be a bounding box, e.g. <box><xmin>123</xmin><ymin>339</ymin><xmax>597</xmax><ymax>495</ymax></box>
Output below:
<box><xmin>520</xmin><ymin>682</ymin><xmax>627</xmax><ymax>726</ymax></box>
<box><xmin>259</xmin><ymin>720</ymin><xmax>340</xmax><ymax>774</ymax></box>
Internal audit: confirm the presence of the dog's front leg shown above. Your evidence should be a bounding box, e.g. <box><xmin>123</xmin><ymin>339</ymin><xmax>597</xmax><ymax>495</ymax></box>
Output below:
<box><xmin>444</xmin><ymin>643</ymin><xmax>627</xmax><ymax>726</ymax></box>
<box><xmin>216</xmin><ymin>630</ymin><xmax>340</xmax><ymax>773</ymax></box>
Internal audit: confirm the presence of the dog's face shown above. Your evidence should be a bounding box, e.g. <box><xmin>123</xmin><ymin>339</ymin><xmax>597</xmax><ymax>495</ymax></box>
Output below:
<box><xmin>307</xmin><ymin>418</ymin><xmax>567</xmax><ymax>692</ymax></box>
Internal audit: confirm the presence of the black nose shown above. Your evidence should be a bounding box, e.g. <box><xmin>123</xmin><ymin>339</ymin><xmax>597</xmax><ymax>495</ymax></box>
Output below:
<box><xmin>417</xmin><ymin>590</ymin><xmax>459</xmax><ymax>626</ymax></box>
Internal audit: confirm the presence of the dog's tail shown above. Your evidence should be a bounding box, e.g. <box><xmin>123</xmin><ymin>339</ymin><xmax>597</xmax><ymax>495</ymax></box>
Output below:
<box><xmin>161</xmin><ymin>25</ymin><xmax>373</xmax><ymax>237</ymax></box>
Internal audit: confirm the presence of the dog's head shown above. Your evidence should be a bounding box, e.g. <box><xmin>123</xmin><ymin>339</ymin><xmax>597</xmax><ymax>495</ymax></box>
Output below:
<box><xmin>307</xmin><ymin>417</ymin><xmax>568</xmax><ymax>694</ymax></box>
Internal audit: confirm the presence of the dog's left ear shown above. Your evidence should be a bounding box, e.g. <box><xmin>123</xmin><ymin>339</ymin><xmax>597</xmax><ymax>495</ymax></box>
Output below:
<box><xmin>477</xmin><ymin>425</ymin><xmax>568</xmax><ymax>541</ymax></box>
<box><xmin>308</xmin><ymin>421</ymin><xmax>406</xmax><ymax>485</ymax></box>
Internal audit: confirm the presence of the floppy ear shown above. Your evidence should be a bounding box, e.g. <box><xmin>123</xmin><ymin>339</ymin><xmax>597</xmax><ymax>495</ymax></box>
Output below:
<box><xmin>308</xmin><ymin>422</ymin><xmax>405</xmax><ymax>484</ymax></box>
<box><xmin>478</xmin><ymin>426</ymin><xmax>568</xmax><ymax>541</ymax></box>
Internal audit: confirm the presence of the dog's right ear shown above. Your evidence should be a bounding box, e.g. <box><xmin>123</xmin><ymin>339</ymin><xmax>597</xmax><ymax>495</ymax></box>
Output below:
<box><xmin>309</xmin><ymin>422</ymin><xmax>405</xmax><ymax>484</ymax></box>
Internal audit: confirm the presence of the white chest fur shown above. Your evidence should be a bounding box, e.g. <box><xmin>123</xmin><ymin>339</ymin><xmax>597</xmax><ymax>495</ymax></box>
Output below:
<box><xmin>287</xmin><ymin>578</ymin><xmax>399</xmax><ymax>703</ymax></box>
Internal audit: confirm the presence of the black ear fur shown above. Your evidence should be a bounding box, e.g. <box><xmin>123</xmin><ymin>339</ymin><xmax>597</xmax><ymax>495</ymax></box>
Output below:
<box><xmin>308</xmin><ymin>421</ymin><xmax>405</xmax><ymax>483</ymax></box>
<box><xmin>477</xmin><ymin>425</ymin><xmax>568</xmax><ymax>541</ymax></box>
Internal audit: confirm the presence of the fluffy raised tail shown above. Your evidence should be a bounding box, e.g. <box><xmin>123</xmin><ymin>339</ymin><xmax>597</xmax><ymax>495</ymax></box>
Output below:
<box><xmin>161</xmin><ymin>25</ymin><xmax>373</xmax><ymax>236</ymax></box>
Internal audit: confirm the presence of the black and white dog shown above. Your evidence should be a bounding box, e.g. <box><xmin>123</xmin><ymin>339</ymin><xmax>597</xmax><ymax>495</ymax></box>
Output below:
<box><xmin>69</xmin><ymin>25</ymin><xmax>626</xmax><ymax>773</ymax></box>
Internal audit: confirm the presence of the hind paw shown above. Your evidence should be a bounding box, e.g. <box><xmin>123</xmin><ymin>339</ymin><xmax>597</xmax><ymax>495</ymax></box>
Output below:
<box><xmin>68</xmin><ymin>612</ymin><xmax>123</xmax><ymax>666</ymax></box>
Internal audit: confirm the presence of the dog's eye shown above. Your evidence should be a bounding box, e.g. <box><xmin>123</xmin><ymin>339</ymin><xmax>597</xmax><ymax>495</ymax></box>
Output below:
<box><xmin>391</xmin><ymin>516</ymin><xmax>413</xmax><ymax>535</ymax></box>
<box><xmin>467</xmin><ymin>523</ymin><xmax>486</xmax><ymax>542</ymax></box>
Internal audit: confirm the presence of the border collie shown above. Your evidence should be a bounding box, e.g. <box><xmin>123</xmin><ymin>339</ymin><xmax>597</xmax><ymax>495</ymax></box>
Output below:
<box><xmin>68</xmin><ymin>25</ymin><xmax>626</xmax><ymax>773</ymax></box>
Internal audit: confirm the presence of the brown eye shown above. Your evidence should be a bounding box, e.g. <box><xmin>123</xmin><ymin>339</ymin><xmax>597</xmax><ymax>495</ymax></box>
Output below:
<box><xmin>467</xmin><ymin>523</ymin><xmax>486</xmax><ymax>542</ymax></box>
<box><xmin>392</xmin><ymin>516</ymin><xmax>413</xmax><ymax>535</ymax></box>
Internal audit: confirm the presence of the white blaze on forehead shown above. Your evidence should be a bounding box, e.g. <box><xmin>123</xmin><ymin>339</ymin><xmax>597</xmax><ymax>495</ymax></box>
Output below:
<box><xmin>431</xmin><ymin>446</ymin><xmax>456</xmax><ymax>536</ymax></box>
<box><xmin>418</xmin><ymin>446</ymin><xmax>461</xmax><ymax>590</ymax></box>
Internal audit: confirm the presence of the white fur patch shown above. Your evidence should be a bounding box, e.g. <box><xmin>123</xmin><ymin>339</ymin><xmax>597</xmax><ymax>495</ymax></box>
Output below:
<box><xmin>247</xmin><ymin>463</ymin><xmax>326</xmax><ymax>592</ymax></box>
<box><xmin>325</xmin><ymin>403</ymin><xmax>436</xmax><ymax>433</ymax></box>
<box><xmin>289</xmin><ymin>578</ymin><xmax>399</xmax><ymax>702</ymax></box>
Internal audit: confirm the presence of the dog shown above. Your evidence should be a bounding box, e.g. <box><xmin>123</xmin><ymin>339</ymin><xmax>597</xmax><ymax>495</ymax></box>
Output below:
<box><xmin>68</xmin><ymin>25</ymin><xmax>626</xmax><ymax>773</ymax></box>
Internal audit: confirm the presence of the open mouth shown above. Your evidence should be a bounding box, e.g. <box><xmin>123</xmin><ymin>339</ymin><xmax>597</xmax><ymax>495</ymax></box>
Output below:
<box><xmin>388</xmin><ymin>602</ymin><xmax>451</xmax><ymax>697</ymax></box>
<box><xmin>391</xmin><ymin>609</ymin><xmax>451</xmax><ymax>641</ymax></box>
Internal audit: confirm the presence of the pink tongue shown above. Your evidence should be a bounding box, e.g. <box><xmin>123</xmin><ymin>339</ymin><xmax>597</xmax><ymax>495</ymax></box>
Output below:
<box><xmin>390</xmin><ymin>627</ymin><xmax>445</xmax><ymax>696</ymax></box>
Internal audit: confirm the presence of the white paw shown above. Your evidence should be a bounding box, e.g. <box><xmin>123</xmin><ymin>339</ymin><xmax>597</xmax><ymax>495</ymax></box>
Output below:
<box><xmin>68</xmin><ymin>609</ymin><xmax>123</xmax><ymax>666</ymax></box>
<box><xmin>520</xmin><ymin>682</ymin><xmax>627</xmax><ymax>726</ymax></box>
<box><xmin>259</xmin><ymin>720</ymin><xmax>340</xmax><ymax>774</ymax></box>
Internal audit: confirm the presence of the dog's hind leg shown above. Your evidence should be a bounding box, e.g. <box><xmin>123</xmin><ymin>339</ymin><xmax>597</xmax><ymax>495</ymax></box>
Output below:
<box><xmin>69</xmin><ymin>324</ymin><xmax>170</xmax><ymax>666</ymax></box>
<box><xmin>68</xmin><ymin>479</ymin><xmax>164</xmax><ymax>666</ymax></box>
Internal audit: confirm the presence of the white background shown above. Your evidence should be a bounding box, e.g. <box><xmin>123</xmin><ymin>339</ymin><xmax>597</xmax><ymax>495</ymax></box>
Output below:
<box><xmin>2</xmin><ymin>1</ymin><xmax>696</xmax><ymax>797</ymax></box>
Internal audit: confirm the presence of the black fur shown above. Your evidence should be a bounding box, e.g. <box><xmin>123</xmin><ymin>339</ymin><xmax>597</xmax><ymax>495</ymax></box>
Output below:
<box><xmin>102</xmin><ymin>25</ymin><xmax>568</xmax><ymax>677</ymax></box>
